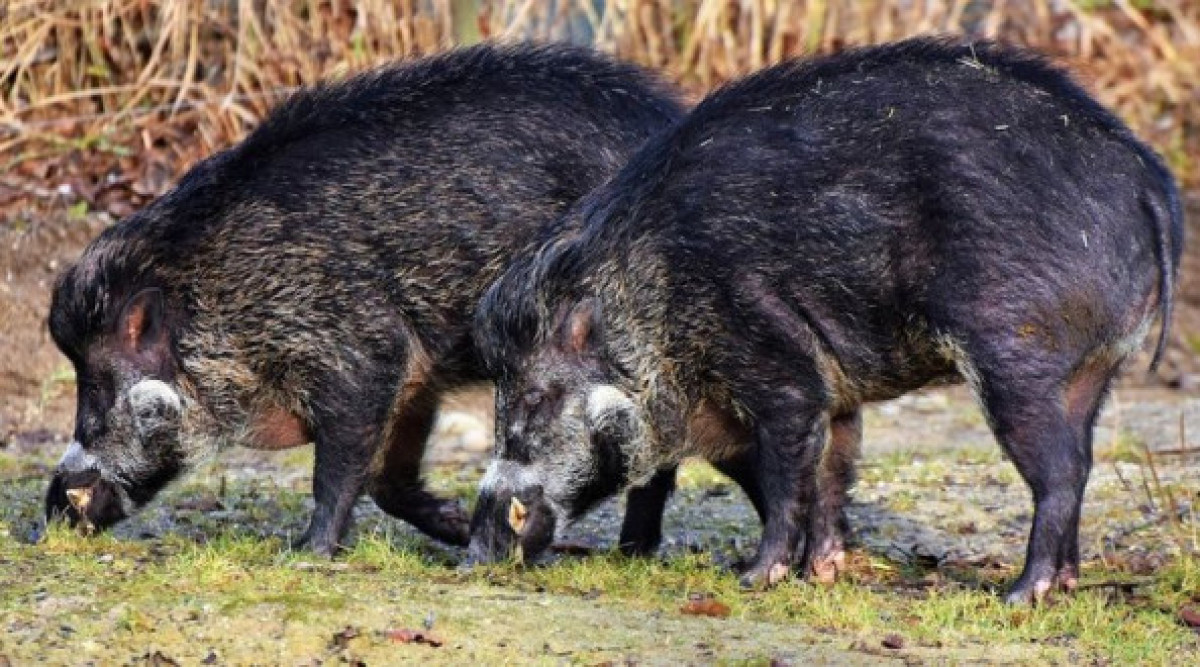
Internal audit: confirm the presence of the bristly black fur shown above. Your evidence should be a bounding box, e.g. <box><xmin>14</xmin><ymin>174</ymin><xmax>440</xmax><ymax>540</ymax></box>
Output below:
<box><xmin>472</xmin><ymin>36</ymin><xmax>1184</xmax><ymax>602</ymax></box>
<box><xmin>475</xmin><ymin>37</ymin><xmax>1182</xmax><ymax>378</ymax></box>
<box><xmin>46</xmin><ymin>41</ymin><xmax>684</xmax><ymax>554</ymax></box>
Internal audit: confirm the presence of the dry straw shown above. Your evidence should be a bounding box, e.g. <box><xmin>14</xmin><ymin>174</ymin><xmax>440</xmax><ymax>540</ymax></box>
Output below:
<box><xmin>1</xmin><ymin>0</ymin><xmax>1197</xmax><ymax>185</ymax></box>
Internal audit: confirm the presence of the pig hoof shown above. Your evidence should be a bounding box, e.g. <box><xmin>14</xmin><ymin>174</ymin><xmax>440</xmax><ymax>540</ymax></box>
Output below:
<box><xmin>292</xmin><ymin>531</ymin><xmax>343</xmax><ymax>558</ymax></box>
<box><xmin>809</xmin><ymin>549</ymin><xmax>846</xmax><ymax>584</ymax></box>
<box><xmin>1055</xmin><ymin>567</ymin><xmax>1080</xmax><ymax>593</ymax></box>
<box><xmin>616</xmin><ymin>526</ymin><xmax>663</xmax><ymax>558</ymax></box>
<box><xmin>1004</xmin><ymin>577</ymin><xmax>1055</xmax><ymax>606</ymax></box>
<box><xmin>738</xmin><ymin>561</ymin><xmax>791</xmax><ymax>590</ymax></box>
<box><xmin>431</xmin><ymin>503</ymin><xmax>471</xmax><ymax>547</ymax></box>
<box><xmin>617</xmin><ymin>540</ymin><xmax>660</xmax><ymax>558</ymax></box>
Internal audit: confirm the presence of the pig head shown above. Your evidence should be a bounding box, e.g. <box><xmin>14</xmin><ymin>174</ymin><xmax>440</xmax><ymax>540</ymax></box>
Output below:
<box><xmin>45</xmin><ymin>282</ymin><xmax>188</xmax><ymax>533</ymax></box>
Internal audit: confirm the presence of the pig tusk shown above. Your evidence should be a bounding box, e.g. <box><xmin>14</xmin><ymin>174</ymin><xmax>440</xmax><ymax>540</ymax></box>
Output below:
<box><xmin>507</xmin><ymin>497</ymin><xmax>528</xmax><ymax>534</ymax></box>
<box><xmin>65</xmin><ymin>487</ymin><xmax>92</xmax><ymax>513</ymax></box>
<box><xmin>65</xmin><ymin>487</ymin><xmax>97</xmax><ymax>536</ymax></box>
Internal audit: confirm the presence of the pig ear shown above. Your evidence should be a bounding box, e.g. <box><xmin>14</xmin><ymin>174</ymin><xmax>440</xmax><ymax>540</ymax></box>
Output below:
<box><xmin>560</xmin><ymin>298</ymin><xmax>603</xmax><ymax>355</ymax></box>
<box><xmin>117</xmin><ymin>288</ymin><xmax>166</xmax><ymax>353</ymax></box>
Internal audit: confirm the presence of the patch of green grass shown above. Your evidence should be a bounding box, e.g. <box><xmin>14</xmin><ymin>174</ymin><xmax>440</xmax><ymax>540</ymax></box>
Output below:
<box><xmin>1097</xmin><ymin>428</ymin><xmax>1148</xmax><ymax>464</ymax></box>
<box><xmin>1185</xmin><ymin>332</ymin><xmax>1200</xmax><ymax>356</ymax></box>
<box><xmin>22</xmin><ymin>524</ymin><xmax>1196</xmax><ymax>661</ymax></box>
<box><xmin>2</xmin><ymin>453</ymin><xmax>1197</xmax><ymax>663</ymax></box>
<box><xmin>37</xmin><ymin>363</ymin><xmax>75</xmax><ymax>414</ymax></box>
<box><xmin>471</xmin><ymin>550</ymin><xmax>1198</xmax><ymax>662</ymax></box>
<box><xmin>859</xmin><ymin>446</ymin><xmax>1008</xmax><ymax>488</ymax></box>
<box><xmin>67</xmin><ymin>200</ymin><xmax>89</xmax><ymax>221</ymax></box>
<box><xmin>0</xmin><ymin>453</ymin><xmax>31</xmax><ymax>477</ymax></box>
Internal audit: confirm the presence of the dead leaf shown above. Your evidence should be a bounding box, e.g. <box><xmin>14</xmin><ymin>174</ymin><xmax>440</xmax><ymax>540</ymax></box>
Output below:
<box><xmin>680</xmin><ymin>594</ymin><xmax>731</xmax><ymax>618</ymax></box>
<box><xmin>1181</xmin><ymin>606</ymin><xmax>1200</xmax><ymax>629</ymax></box>
<box><xmin>882</xmin><ymin>633</ymin><xmax>905</xmax><ymax>650</ymax></box>
<box><xmin>385</xmin><ymin>628</ymin><xmax>444</xmax><ymax>647</ymax></box>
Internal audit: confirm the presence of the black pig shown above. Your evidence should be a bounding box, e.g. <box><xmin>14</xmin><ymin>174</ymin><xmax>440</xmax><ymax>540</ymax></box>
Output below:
<box><xmin>468</xmin><ymin>38</ymin><xmax>1183</xmax><ymax>604</ymax></box>
<box><xmin>45</xmin><ymin>43</ymin><xmax>684</xmax><ymax>555</ymax></box>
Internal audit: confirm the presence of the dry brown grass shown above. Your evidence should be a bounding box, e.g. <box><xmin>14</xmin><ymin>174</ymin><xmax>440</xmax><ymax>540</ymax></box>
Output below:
<box><xmin>1</xmin><ymin>0</ymin><xmax>1197</xmax><ymax>191</ymax></box>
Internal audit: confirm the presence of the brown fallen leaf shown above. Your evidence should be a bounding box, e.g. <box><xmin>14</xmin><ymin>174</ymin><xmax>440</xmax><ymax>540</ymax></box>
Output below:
<box><xmin>385</xmin><ymin>628</ymin><xmax>445</xmax><ymax>647</ymax></box>
<box><xmin>680</xmin><ymin>595</ymin><xmax>731</xmax><ymax>618</ymax></box>
<box><xmin>1181</xmin><ymin>606</ymin><xmax>1200</xmax><ymax>629</ymax></box>
<box><xmin>882</xmin><ymin>633</ymin><xmax>905</xmax><ymax>650</ymax></box>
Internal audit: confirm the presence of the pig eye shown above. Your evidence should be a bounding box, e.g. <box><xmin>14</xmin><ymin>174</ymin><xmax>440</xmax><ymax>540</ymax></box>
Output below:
<box><xmin>521</xmin><ymin>387</ymin><xmax>564</xmax><ymax>420</ymax></box>
<box><xmin>521</xmin><ymin>390</ymin><xmax>545</xmax><ymax>409</ymax></box>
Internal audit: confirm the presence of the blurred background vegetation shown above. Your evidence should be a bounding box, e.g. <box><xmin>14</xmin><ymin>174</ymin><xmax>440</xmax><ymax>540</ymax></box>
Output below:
<box><xmin>2</xmin><ymin>1</ymin><xmax>1198</xmax><ymax>395</ymax></box>
<box><xmin>2</xmin><ymin>0</ymin><xmax>1196</xmax><ymax>216</ymax></box>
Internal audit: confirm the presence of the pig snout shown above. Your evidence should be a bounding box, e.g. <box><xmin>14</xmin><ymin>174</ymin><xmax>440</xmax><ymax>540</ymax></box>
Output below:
<box><xmin>467</xmin><ymin>483</ymin><xmax>556</xmax><ymax>566</ymax></box>
<box><xmin>45</xmin><ymin>456</ymin><xmax>127</xmax><ymax>535</ymax></box>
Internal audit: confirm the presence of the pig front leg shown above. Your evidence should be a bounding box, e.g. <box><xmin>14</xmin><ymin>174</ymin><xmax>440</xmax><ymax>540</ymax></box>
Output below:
<box><xmin>296</xmin><ymin>418</ymin><xmax>376</xmax><ymax>557</ymax></box>
<box><xmin>367</xmin><ymin>383</ymin><xmax>469</xmax><ymax>546</ymax></box>
<box><xmin>621</xmin><ymin>451</ymin><xmax>789</xmax><ymax>559</ymax></box>
<box><xmin>737</xmin><ymin>389</ymin><xmax>826</xmax><ymax>589</ymax></box>
<box><xmin>617</xmin><ymin>467</ymin><xmax>678</xmax><ymax>556</ymax></box>
<box><xmin>802</xmin><ymin>409</ymin><xmax>862</xmax><ymax>583</ymax></box>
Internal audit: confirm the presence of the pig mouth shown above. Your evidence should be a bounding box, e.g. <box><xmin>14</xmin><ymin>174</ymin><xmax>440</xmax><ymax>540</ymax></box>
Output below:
<box><xmin>466</xmin><ymin>490</ymin><xmax>559</xmax><ymax>565</ymax></box>
<box><xmin>45</xmin><ymin>470</ymin><xmax>129</xmax><ymax>535</ymax></box>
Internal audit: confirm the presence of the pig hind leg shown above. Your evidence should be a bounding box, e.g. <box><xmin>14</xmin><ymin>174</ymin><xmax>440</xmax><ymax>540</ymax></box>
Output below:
<box><xmin>803</xmin><ymin>409</ymin><xmax>862</xmax><ymax>583</ymax></box>
<box><xmin>961</xmin><ymin>343</ymin><xmax>1114</xmax><ymax>604</ymax></box>
<box><xmin>366</xmin><ymin>383</ymin><xmax>470</xmax><ymax>546</ymax></box>
<box><xmin>1054</xmin><ymin>356</ymin><xmax>1118</xmax><ymax>592</ymax></box>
